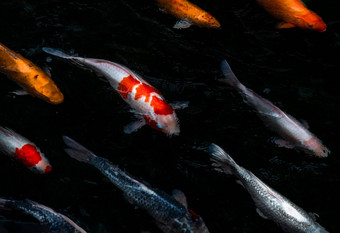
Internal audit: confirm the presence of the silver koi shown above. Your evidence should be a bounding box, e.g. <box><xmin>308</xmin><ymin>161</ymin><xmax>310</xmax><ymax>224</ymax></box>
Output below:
<box><xmin>62</xmin><ymin>136</ymin><xmax>209</xmax><ymax>233</ymax></box>
<box><xmin>0</xmin><ymin>198</ymin><xmax>87</xmax><ymax>233</ymax></box>
<box><xmin>220</xmin><ymin>60</ymin><xmax>330</xmax><ymax>158</ymax></box>
<box><xmin>209</xmin><ymin>143</ymin><xmax>328</xmax><ymax>233</ymax></box>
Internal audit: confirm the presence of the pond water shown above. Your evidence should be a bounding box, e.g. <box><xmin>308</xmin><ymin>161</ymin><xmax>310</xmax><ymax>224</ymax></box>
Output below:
<box><xmin>0</xmin><ymin>0</ymin><xmax>339</xmax><ymax>232</ymax></box>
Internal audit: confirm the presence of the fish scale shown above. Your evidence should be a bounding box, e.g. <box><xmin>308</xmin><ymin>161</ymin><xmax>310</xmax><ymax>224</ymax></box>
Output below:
<box><xmin>63</xmin><ymin>136</ymin><xmax>210</xmax><ymax>233</ymax></box>
<box><xmin>0</xmin><ymin>198</ymin><xmax>87</xmax><ymax>233</ymax></box>
<box><xmin>210</xmin><ymin>143</ymin><xmax>328</xmax><ymax>233</ymax></box>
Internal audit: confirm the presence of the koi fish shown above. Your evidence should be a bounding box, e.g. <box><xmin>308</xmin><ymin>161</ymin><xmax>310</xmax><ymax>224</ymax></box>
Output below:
<box><xmin>220</xmin><ymin>60</ymin><xmax>329</xmax><ymax>158</ymax></box>
<box><xmin>209</xmin><ymin>143</ymin><xmax>329</xmax><ymax>233</ymax></box>
<box><xmin>0</xmin><ymin>126</ymin><xmax>52</xmax><ymax>174</ymax></box>
<box><xmin>0</xmin><ymin>42</ymin><xmax>64</xmax><ymax>104</ymax></box>
<box><xmin>155</xmin><ymin>0</ymin><xmax>221</xmax><ymax>29</ymax></box>
<box><xmin>0</xmin><ymin>197</ymin><xmax>87</xmax><ymax>233</ymax></box>
<box><xmin>43</xmin><ymin>47</ymin><xmax>186</xmax><ymax>136</ymax></box>
<box><xmin>63</xmin><ymin>136</ymin><xmax>209</xmax><ymax>233</ymax></box>
<box><xmin>256</xmin><ymin>0</ymin><xmax>327</xmax><ymax>32</ymax></box>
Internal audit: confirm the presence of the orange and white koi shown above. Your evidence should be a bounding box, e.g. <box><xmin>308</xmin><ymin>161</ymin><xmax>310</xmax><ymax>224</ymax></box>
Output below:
<box><xmin>256</xmin><ymin>0</ymin><xmax>327</xmax><ymax>32</ymax></box>
<box><xmin>42</xmin><ymin>47</ymin><xmax>186</xmax><ymax>136</ymax></box>
<box><xmin>220</xmin><ymin>60</ymin><xmax>330</xmax><ymax>158</ymax></box>
<box><xmin>0</xmin><ymin>42</ymin><xmax>64</xmax><ymax>104</ymax></box>
<box><xmin>0</xmin><ymin>126</ymin><xmax>52</xmax><ymax>174</ymax></box>
<box><xmin>155</xmin><ymin>0</ymin><xmax>221</xmax><ymax>29</ymax></box>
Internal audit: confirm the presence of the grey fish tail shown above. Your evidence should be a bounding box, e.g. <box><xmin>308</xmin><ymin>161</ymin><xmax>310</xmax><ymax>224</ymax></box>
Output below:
<box><xmin>62</xmin><ymin>136</ymin><xmax>97</xmax><ymax>164</ymax></box>
<box><xmin>219</xmin><ymin>59</ymin><xmax>240</xmax><ymax>88</ymax></box>
<box><xmin>42</xmin><ymin>47</ymin><xmax>74</xmax><ymax>59</ymax></box>
<box><xmin>209</xmin><ymin>143</ymin><xmax>237</xmax><ymax>175</ymax></box>
<box><xmin>0</xmin><ymin>198</ymin><xmax>14</xmax><ymax>210</ymax></box>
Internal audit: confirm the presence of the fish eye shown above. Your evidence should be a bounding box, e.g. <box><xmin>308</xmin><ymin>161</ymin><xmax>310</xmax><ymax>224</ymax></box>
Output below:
<box><xmin>156</xmin><ymin>123</ymin><xmax>163</xmax><ymax>129</ymax></box>
<box><xmin>308</xmin><ymin>24</ymin><xmax>313</xmax><ymax>28</ymax></box>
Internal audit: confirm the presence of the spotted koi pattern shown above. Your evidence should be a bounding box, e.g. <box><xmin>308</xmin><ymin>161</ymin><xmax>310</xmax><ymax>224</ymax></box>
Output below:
<box><xmin>43</xmin><ymin>47</ymin><xmax>180</xmax><ymax>136</ymax></box>
<box><xmin>0</xmin><ymin>126</ymin><xmax>52</xmax><ymax>174</ymax></box>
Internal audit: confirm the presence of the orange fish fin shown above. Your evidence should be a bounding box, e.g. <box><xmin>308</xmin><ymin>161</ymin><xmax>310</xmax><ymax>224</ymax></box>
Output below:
<box><xmin>276</xmin><ymin>22</ymin><xmax>296</xmax><ymax>29</ymax></box>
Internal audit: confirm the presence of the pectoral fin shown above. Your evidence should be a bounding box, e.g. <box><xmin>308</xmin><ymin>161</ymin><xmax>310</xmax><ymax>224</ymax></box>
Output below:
<box><xmin>10</xmin><ymin>89</ymin><xmax>29</xmax><ymax>96</ymax></box>
<box><xmin>170</xmin><ymin>101</ymin><xmax>189</xmax><ymax>110</ymax></box>
<box><xmin>173</xmin><ymin>19</ymin><xmax>192</xmax><ymax>29</ymax></box>
<box><xmin>172</xmin><ymin>189</ymin><xmax>188</xmax><ymax>208</ymax></box>
<box><xmin>256</xmin><ymin>208</ymin><xmax>269</xmax><ymax>219</ymax></box>
<box><xmin>308</xmin><ymin>212</ymin><xmax>319</xmax><ymax>221</ymax></box>
<box><xmin>123</xmin><ymin>119</ymin><xmax>146</xmax><ymax>134</ymax></box>
<box><xmin>276</xmin><ymin>22</ymin><xmax>296</xmax><ymax>29</ymax></box>
<box><xmin>272</xmin><ymin>138</ymin><xmax>295</xmax><ymax>149</ymax></box>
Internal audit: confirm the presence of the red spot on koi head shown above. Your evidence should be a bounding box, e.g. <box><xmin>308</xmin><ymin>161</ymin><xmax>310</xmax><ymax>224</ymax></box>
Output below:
<box><xmin>44</xmin><ymin>165</ymin><xmax>52</xmax><ymax>173</ymax></box>
<box><xmin>118</xmin><ymin>75</ymin><xmax>140</xmax><ymax>99</ymax></box>
<box><xmin>15</xmin><ymin>144</ymin><xmax>42</xmax><ymax>168</ymax></box>
<box><xmin>188</xmin><ymin>209</ymin><xmax>199</xmax><ymax>221</ymax></box>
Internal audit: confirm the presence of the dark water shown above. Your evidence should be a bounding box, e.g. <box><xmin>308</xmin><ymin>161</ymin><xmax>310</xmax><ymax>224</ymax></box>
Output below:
<box><xmin>0</xmin><ymin>0</ymin><xmax>339</xmax><ymax>232</ymax></box>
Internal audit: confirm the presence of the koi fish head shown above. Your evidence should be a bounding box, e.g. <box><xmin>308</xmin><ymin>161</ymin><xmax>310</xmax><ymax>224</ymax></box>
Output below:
<box><xmin>147</xmin><ymin>95</ymin><xmax>180</xmax><ymax>136</ymax></box>
<box><xmin>168</xmin><ymin>210</ymin><xmax>210</xmax><ymax>233</ymax></box>
<box><xmin>15</xmin><ymin>144</ymin><xmax>52</xmax><ymax>174</ymax></box>
<box><xmin>40</xmin><ymin>80</ymin><xmax>64</xmax><ymax>105</ymax></box>
<box><xmin>196</xmin><ymin>12</ymin><xmax>221</xmax><ymax>28</ymax></box>
<box><xmin>144</xmin><ymin>114</ymin><xmax>180</xmax><ymax>136</ymax></box>
<box><xmin>300</xmin><ymin>138</ymin><xmax>330</xmax><ymax>158</ymax></box>
<box><xmin>296</xmin><ymin>11</ymin><xmax>327</xmax><ymax>32</ymax></box>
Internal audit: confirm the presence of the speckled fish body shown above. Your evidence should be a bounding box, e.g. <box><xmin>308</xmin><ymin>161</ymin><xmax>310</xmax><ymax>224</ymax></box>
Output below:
<box><xmin>156</xmin><ymin>0</ymin><xmax>220</xmax><ymax>28</ymax></box>
<box><xmin>210</xmin><ymin>143</ymin><xmax>329</xmax><ymax>233</ymax></box>
<box><xmin>63</xmin><ymin>136</ymin><xmax>210</xmax><ymax>233</ymax></box>
<box><xmin>43</xmin><ymin>47</ymin><xmax>180</xmax><ymax>136</ymax></box>
<box><xmin>0</xmin><ymin>42</ymin><xmax>64</xmax><ymax>104</ymax></box>
<box><xmin>0</xmin><ymin>126</ymin><xmax>52</xmax><ymax>174</ymax></box>
<box><xmin>0</xmin><ymin>198</ymin><xmax>86</xmax><ymax>233</ymax></box>
<box><xmin>220</xmin><ymin>60</ymin><xmax>329</xmax><ymax>158</ymax></box>
<box><xmin>256</xmin><ymin>0</ymin><xmax>326</xmax><ymax>32</ymax></box>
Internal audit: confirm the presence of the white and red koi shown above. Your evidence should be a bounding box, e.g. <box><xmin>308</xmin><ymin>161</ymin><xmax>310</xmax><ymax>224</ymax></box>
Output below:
<box><xmin>220</xmin><ymin>60</ymin><xmax>330</xmax><ymax>158</ymax></box>
<box><xmin>42</xmin><ymin>47</ymin><xmax>184</xmax><ymax>136</ymax></box>
<box><xmin>0</xmin><ymin>126</ymin><xmax>52</xmax><ymax>173</ymax></box>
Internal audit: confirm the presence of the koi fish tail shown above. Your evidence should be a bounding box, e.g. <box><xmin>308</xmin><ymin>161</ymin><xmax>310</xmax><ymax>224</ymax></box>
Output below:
<box><xmin>42</xmin><ymin>47</ymin><xmax>85</xmax><ymax>68</ymax></box>
<box><xmin>0</xmin><ymin>198</ymin><xmax>14</xmax><ymax>210</ymax></box>
<box><xmin>62</xmin><ymin>136</ymin><xmax>97</xmax><ymax>164</ymax></box>
<box><xmin>209</xmin><ymin>143</ymin><xmax>238</xmax><ymax>175</ymax></box>
<box><xmin>220</xmin><ymin>60</ymin><xmax>242</xmax><ymax>89</ymax></box>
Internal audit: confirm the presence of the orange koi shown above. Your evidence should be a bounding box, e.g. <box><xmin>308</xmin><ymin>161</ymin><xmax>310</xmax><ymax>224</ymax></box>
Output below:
<box><xmin>156</xmin><ymin>0</ymin><xmax>220</xmax><ymax>29</ymax></box>
<box><xmin>256</xmin><ymin>0</ymin><xmax>327</xmax><ymax>32</ymax></box>
<box><xmin>0</xmin><ymin>42</ymin><xmax>64</xmax><ymax>104</ymax></box>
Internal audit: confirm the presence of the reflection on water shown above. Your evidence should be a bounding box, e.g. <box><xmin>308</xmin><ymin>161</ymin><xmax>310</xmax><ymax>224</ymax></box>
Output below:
<box><xmin>0</xmin><ymin>0</ymin><xmax>339</xmax><ymax>232</ymax></box>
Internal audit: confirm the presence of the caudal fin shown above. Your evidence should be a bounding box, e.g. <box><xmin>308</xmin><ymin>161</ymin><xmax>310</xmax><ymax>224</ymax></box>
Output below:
<box><xmin>42</xmin><ymin>47</ymin><xmax>86</xmax><ymax>68</ymax></box>
<box><xmin>219</xmin><ymin>60</ymin><xmax>241</xmax><ymax>88</ymax></box>
<box><xmin>0</xmin><ymin>198</ymin><xmax>15</xmax><ymax>210</ymax></box>
<box><xmin>62</xmin><ymin>136</ymin><xmax>97</xmax><ymax>163</ymax></box>
<box><xmin>42</xmin><ymin>47</ymin><xmax>75</xmax><ymax>59</ymax></box>
<box><xmin>209</xmin><ymin>143</ymin><xmax>238</xmax><ymax>175</ymax></box>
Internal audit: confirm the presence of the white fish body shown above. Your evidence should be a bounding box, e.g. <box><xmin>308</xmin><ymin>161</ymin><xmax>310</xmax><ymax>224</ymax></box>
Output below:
<box><xmin>220</xmin><ymin>60</ymin><xmax>329</xmax><ymax>158</ymax></box>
